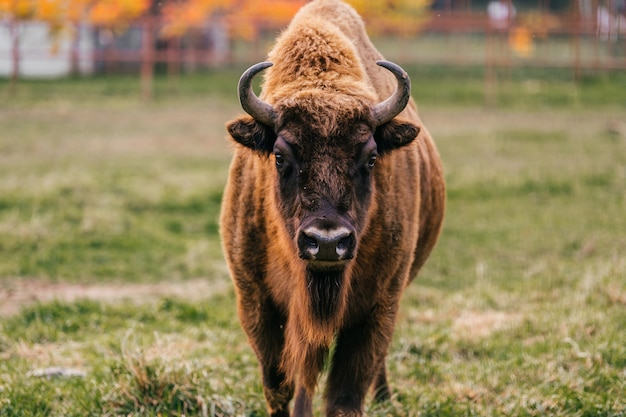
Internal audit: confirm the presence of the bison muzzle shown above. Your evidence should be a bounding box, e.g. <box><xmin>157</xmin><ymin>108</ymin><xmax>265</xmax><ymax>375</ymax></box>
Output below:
<box><xmin>220</xmin><ymin>0</ymin><xmax>446</xmax><ymax>416</ymax></box>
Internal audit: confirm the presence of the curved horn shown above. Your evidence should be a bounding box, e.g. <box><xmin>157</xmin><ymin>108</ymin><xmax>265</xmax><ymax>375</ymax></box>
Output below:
<box><xmin>372</xmin><ymin>60</ymin><xmax>412</xmax><ymax>126</ymax></box>
<box><xmin>238</xmin><ymin>62</ymin><xmax>276</xmax><ymax>127</ymax></box>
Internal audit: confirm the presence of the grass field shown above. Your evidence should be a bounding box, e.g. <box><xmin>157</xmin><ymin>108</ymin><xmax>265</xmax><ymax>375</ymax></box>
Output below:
<box><xmin>1</xmin><ymin>69</ymin><xmax>625</xmax><ymax>416</ymax></box>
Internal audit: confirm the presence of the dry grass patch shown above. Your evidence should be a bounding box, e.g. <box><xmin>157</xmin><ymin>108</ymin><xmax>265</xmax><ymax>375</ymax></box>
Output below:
<box><xmin>452</xmin><ymin>310</ymin><xmax>524</xmax><ymax>341</ymax></box>
<box><xmin>0</xmin><ymin>278</ymin><xmax>230</xmax><ymax>317</ymax></box>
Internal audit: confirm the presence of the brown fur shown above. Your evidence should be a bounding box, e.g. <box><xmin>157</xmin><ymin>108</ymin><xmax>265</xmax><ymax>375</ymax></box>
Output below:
<box><xmin>220</xmin><ymin>1</ymin><xmax>445</xmax><ymax>416</ymax></box>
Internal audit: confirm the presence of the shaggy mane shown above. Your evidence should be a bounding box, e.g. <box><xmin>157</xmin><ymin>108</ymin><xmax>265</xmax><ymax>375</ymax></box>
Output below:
<box><xmin>262</xmin><ymin>13</ymin><xmax>377</xmax><ymax>111</ymax></box>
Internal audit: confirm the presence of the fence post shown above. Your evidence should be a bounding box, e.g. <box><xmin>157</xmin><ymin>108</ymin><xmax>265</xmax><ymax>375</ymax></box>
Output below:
<box><xmin>141</xmin><ymin>16</ymin><xmax>154</xmax><ymax>101</ymax></box>
<box><xmin>485</xmin><ymin>26</ymin><xmax>497</xmax><ymax>106</ymax></box>
<box><xmin>167</xmin><ymin>36</ymin><xmax>181</xmax><ymax>93</ymax></box>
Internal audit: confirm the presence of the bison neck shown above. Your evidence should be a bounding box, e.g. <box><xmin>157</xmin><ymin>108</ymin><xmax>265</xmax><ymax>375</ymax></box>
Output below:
<box><xmin>305</xmin><ymin>267</ymin><xmax>347</xmax><ymax>323</ymax></box>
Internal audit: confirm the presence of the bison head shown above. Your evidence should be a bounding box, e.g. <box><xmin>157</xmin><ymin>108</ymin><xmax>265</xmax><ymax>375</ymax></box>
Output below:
<box><xmin>227</xmin><ymin>61</ymin><xmax>419</xmax><ymax>274</ymax></box>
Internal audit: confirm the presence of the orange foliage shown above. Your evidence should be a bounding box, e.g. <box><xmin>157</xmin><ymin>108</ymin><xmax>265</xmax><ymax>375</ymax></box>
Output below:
<box><xmin>0</xmin><ymin>0</ymin><xmax>37</xmax><ymax>19</ymax></box>
<box><xmin>347</xmin><ymin>0</ymin><xmax>433</xmax><ymax>36</ymax></box>
<box><xmin>37</xmin><ymin>0</ymin><xmax>63</xmax><ymax>20</ymax></box>
<box><xmin>237</xmin><ymin>0</ymin><xmax>304</xmax><ymax>24</ymax></box>
<box><xmin>509</xmin><ymin>26</ymin><xmax>533</xmax><ymax>57</ymax></box>
<box><xmin>161</xmin><ymin>0</ymin><xmax>306</xmax><ymax>40</ymax></box>
<box><xmin>0</xmin><ymin>0</ymin><xmax>148</xmax><ymax>26</ymax></box>
<box><xmin>89</xmin><ymin>0</ymin><xmax>149</xmax><ymax>26</ymax></box>
<box><xmin>66</xmin><ymin>0</ymin><xmax>92</xmax><ymax>21</ymax></box>
<box><xmin>508</xmin><ymin>11</ymin><xmax>561</xmax><ymax>57</ymax></box>
<box><xmin>0</xmin><ymin>0</ymin><xmax>432</xmax><ymax>35</ymax></box>
<box><xmin>159</xmin><ymin>0</ymin><xmax>434</xmax><ymax>43</ymax></box>
<box><xmin>161</xmin><ymin>0</ymin><xmax>230</xmax><ymax>38</ymax></box>
<box><xmin>229</xmin><ymin>0</ymin><xmax>305</xmax><ymax>40</ymax></box>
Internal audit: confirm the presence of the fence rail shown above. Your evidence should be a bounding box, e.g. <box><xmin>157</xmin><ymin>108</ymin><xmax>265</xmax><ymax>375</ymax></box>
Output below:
<box><xmin>2</xmin><ymin>7</ymin><xmax>625</xmax><ymax>98</ymax></box>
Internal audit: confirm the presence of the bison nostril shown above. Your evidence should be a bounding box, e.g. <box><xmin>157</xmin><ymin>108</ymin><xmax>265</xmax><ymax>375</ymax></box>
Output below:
<box><xmin>336</xmin><ymin>236</ymin><xmax>352</xmax><ymax>257</ymax></box>
<box><xmin>298</xmin><ymin>225</ymin><xmax>355</xmax><ymax>262</ymax></box>
<box><xmin>303</xmin><ymin>235</ymin><xmax>319</xmax><ymax>255</ymax></box>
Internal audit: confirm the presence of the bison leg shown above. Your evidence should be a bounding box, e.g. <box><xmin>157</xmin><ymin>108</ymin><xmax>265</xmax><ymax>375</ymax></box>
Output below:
<box><xmin>324</xmin><ymin>305</ymin><xmax>398</xmax><ymax>417</ymax></box>
<box><xmin>292</xmin><ymin>386</ymin><xmax>313</xmax><ymax>417</ymax></box>
<box><xmin>238</xmin><ymin>298</ymin><xmax>294</xmax><ymax>416</ymax></box>
<box><xmin>263</xmin><ymin>367</ymin><xmax>294</xmax><ymax>417</ymax></box>
<box><xmin>371</xmin><ymin>362</ymin><xmax>391</xmax><ymax>403</ymax></box>
<box><xmin>288</xmin><ymin>342</ymin><xmax>328</xmax><ymax>417</ymax></box>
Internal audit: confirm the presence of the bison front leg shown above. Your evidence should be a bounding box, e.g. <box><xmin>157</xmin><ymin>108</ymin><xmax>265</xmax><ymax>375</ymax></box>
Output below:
<box><xmin>372</xmin><ymin>362</ymin><xmax>391</xmax><ymax>403</ymax></box>
<box><xmin>237</xmin><ymin>297</ymin><xmax>294</xmax><ymax>417</ymax></box>
<box><xmin>263</xmin><ymin>366</ymin><xmax>294</xmax><ymax>417</ymax></box>
<box><xmin>284</xmin><ymin>326</ymin><xmax>329</xmax><ymax>417</ymax></box>
<box><xmin>292</xmin><ymin>386</ymin><xmax>313</xmax><ymax>417</ymax></box>
<box><xmin>324</xmin><ymin>304</ymin><xmax>398</xmax><ymax>417</ymax></box>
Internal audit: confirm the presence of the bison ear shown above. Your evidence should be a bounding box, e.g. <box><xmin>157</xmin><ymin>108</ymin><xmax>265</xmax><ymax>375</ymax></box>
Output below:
<box><xmin>226</xmin><ymin>116</ymin><xmax>276</xmax><ymax>154</ymax></box>
<box><xmin>373</xmin><ymin>119</ymin><xmax>420</xmax><ymax>154</ymax></box>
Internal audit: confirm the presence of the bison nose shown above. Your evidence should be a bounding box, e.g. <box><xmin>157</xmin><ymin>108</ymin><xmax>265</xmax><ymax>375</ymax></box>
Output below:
<box><xmin>297</xmin><ymin>226</ymin><xmax>356</xmax><ymax>262</ymax></box>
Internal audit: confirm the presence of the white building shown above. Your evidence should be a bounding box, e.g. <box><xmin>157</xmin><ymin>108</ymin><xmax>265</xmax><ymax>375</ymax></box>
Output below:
<box><xmin>0</xmin><ymin>21</ymin><xmax>94</xmax><ymax>78</ymax></box>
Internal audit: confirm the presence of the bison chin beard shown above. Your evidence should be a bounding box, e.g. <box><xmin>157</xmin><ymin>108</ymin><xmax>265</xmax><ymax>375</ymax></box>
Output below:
<box><xmin>305</xmin><ymin>267</ymin><xmax>347</xmax><ymax>323</ymax></box>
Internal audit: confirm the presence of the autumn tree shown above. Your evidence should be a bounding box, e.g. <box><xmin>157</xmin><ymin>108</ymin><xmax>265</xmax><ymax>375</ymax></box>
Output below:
<box><xmin>156</xmin><ymin>0</ymin><xmax>433</xmax><ymax>80</ymax></box>
<box><xmin>347</xmin><ymin>0</ymin><xmax>434</xmax><ymax>37</ymax></box>
<box><xmin>88</xmin><ymin>0</ymin><xmax>149</xmax><ymax>27</ymax></box>
<box><xmin>0</xmin><ymin>0</ymin><xmax>150</xmax><ymax>85</ymax></box>
<box><xmin>0</xmin><ymin>0</ymin><xmax>37</xmax><ymax>86</ymax></box>
<box><xmin>160</xmin><ymin>0</ymin><xmax>432</xmax><ymax>43</ymax></box>
<box><xmin>160</xmin><ymin>0</ymin><xmax>306</xmax><ymax>54</ymax></box>
<box><xmin>67</xmin><ymin>0</ymin><xmax>150</xmax><ymax>74</ymax></box>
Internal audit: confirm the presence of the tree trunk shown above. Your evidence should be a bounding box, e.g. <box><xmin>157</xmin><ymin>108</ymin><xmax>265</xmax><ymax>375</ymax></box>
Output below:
<box><xmin>70</xmin><ymin>22</ymin><xmax>81</xmax><ymax>76</ymax></box>
<box><xmin>9</xmin><ymin>18</ymin><xmax>20</xmax><ymax>91</ymax></box>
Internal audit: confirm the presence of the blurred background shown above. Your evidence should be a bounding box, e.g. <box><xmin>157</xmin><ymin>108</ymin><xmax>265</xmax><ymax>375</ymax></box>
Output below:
<box><xmin>1</xmin><ymin>0</ymin><xmax>625</xmax><ymax>97</ymax></box>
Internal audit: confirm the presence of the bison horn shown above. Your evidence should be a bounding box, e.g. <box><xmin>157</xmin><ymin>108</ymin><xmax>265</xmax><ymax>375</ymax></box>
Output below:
<box><xmin>372</xmin><ymin>60</ymin><xmax>412</xmax><ymax>126</ymax></box>
<box><xmin>238</xmin><ymin>62</ymin><xmax>276</xmax><ymax>127</ymax></box>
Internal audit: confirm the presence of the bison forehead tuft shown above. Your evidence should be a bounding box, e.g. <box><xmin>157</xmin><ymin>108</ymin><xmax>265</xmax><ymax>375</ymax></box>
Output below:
<box><xmin>275</xmin><ymin>91</ymin><xmax>375</xmax><ymax>139</ymax></box>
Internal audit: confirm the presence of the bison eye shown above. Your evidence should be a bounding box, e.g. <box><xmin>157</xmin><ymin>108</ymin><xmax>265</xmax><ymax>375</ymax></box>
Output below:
<box><xmin>275</xmin><ymin>153</ymin><xmax>285</xmax><ymax>167</ymax></box>
<box><xmin>368</xmin><ymin>154</ymin><xmax>378</xmax><ymax>169</ymax></box>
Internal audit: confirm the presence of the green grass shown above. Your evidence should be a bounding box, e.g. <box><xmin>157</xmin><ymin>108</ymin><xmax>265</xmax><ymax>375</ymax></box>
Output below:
<box><xmin>5</xmin><ymin>66</ymin><xmax>626</xmax><ymax>108</ymax></box>
<box><xmin>0</xmin><ymin>82</ymin><xmax>232</xmax><ymax>282</ymax></box>
<box><xmin>1</xmin><ymin>70</ymin><xmax>625</xmax><ymax>416</ymax></box>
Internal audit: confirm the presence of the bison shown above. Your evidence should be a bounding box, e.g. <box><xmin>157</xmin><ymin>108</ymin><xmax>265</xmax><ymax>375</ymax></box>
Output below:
<box><xmin>220</xmin><ymin>0</ymin><xmax>446</xmax><ymax>415</ymax></box>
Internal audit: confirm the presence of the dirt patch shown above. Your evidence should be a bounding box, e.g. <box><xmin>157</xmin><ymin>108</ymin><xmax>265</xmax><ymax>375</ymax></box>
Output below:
<box><xmin>452</xmin><ymin>310</ymin><xmax>523</xmax><ymax>340</ymax></box>
<box><xmin>0</xmin><ymin>278</ymin><xmax>231</xmax><ymax>317</ymax></box>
